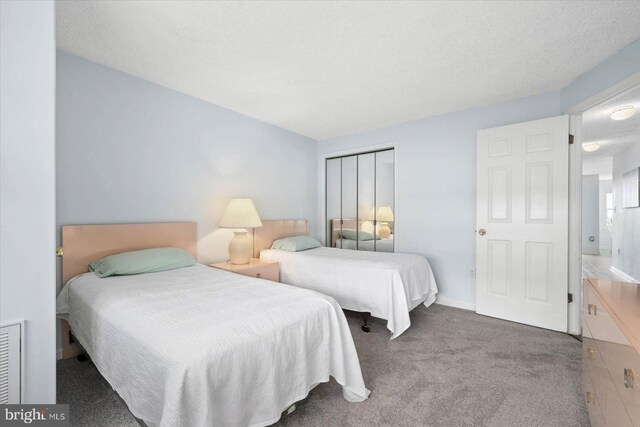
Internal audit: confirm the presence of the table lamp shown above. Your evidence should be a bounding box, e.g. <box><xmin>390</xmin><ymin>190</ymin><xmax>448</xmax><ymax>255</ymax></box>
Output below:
<box><xmin>219</xmin><ymin>198</ymin><xmax>263</xmax><ymax>264</ymax></box>
<box><xmin>376</xmin><ymin>206</ymin><xmax>394</xmax><ymax>239</ymax></box>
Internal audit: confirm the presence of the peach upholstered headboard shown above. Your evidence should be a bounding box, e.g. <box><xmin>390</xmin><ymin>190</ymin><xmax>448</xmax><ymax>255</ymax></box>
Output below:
<box><xmin>331</xmin><ymin>218</ymin><xmax>359</xmax><ymax>247</ymax></box>
<box><xmin>253</xmin><ymin>220</ymin><xmax>308</xmax><ymax>258</ymax></box>
<box><xmin>61</xmin><ymin>222</ymin><xmax>197</xmax><ymax>284</ymax></box>
<box><xmin>59</xmin><ymin>222</ymin><xmax>196</xmax><ymax>358</ymax></box>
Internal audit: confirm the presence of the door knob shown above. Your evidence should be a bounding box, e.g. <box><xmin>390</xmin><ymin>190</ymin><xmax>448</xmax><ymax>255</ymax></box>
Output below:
<box><xmin>478</xmin><ymin>229</ymin><xmax>486</xmax><ymax>236</ymax></box>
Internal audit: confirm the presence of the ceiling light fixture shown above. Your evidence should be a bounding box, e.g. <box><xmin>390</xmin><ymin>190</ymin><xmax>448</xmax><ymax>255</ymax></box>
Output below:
<box><xmin>610</xmin><ymin>106</ymin><xmax>636</xmax><ymax>121</ymax></box>
<box><xmin>582</xmin><ymin>143</ymin><xmax>600</xmax><ymax>152</ymax></box>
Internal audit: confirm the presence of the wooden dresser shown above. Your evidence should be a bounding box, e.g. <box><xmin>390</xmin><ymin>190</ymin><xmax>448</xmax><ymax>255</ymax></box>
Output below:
<box><xmin>583</xmin><ymin>278</ymin><xmax>640</xmax><ymax>426</ymax></box>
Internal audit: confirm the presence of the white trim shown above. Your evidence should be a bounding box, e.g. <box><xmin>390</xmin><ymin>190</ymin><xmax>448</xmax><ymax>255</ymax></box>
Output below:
<box><xmin>568</xmin><ymin>114</ymin><xmax>582</xmax><ymax>336</ymax></box>
<box><xmin>609</xmin><ymin>266</ymin><xmax>640</xmax><ymax>284</ymax></box>
<box><xmin>320</xmin><ymin>142</ymin><xmax>399</xmax><ymax>159</ymax></box>
<box><xmin>435</xmin><ymin>297</ymin><xmax>476</xmax><ymax>311</ymax></box>
<box><xmin>57</xmin><ymin>347</ymin><xmax>63</xmax><ymax>360</ymax></box>
<box><xmin>567</xmin><ymin>71</ymin><xmax>640</xmax><ymax>114</ymax></box>
<box><xmin>317</xmin><ymin>142</ymin><xmax>400</xmax><ymax>250</ymax></box>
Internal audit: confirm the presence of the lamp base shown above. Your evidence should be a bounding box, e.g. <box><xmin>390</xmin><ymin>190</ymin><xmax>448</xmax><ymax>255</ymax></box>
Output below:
<box><xmin>378</xmin><ymin>222</ymin><xmax>391</xmax><ymax>239</ymax></box>
<box><xmin>228</xmin><ymin>230</ymin><xmax>252</xmax><ymax>264</ymax></box>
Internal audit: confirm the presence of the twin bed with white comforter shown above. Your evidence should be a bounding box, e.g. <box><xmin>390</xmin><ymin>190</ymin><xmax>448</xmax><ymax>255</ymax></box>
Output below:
<box><xmin>260</xmin><ymin>246</ymin><xmax>438</xmax><ymax>339</ymax></box>
<box><xmin>57</xmin><ymin>264</ymin><xmax>369</xmax><ymax>427</ymax></box>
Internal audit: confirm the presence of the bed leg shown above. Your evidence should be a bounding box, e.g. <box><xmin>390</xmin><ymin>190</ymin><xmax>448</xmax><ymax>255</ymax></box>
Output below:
<box><xmin>361</xmin><ymin>312</ymin><xmax>371</xmax><ymax>332</ymax></box>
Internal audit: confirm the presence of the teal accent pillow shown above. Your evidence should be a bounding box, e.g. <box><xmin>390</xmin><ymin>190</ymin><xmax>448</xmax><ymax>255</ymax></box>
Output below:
<box><xmin>89</xmin><ymin>247</ymin><xmax>196</xmax><ymax>278</ymax></box>
<box><xmin>339</xmin><ymin>230</ymin><xmax>381</xmax><ymax>241</ymax></box>
<box><xmin>271</xmin><ymin>236</ymin><xmax>322</xmax><ymax>252</ymax></box>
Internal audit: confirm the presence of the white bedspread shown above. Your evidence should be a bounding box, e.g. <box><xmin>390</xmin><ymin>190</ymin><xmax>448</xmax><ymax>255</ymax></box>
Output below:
<box><xmin>260</xmin><ymin>247</ymin><xmax>438</xmax><ymax>339</ymax></box>
<box><xmin>57</xmin><ymin>264</ymin><xmax>369</xmax><ymax>427</ymax></box>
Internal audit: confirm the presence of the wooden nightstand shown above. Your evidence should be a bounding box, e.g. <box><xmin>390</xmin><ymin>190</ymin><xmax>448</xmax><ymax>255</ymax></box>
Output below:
<box><xmin>209</xmin><ymin>258</ymin><xmax>280</xmax><ymax>282</ymax></box>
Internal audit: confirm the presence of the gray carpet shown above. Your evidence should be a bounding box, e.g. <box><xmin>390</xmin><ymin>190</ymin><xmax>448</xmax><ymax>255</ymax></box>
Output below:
<box><xmin>57</xmin><ymin>305</ymin><xmax>589</xmax><ymax>426</ymax></box>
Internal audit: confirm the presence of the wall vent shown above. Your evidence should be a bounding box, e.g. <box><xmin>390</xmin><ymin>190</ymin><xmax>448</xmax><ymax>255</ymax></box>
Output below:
<box><xmin>0</xmin><ymin>323</ymin><xmax>21</xmax><ymax>404</ymax></box>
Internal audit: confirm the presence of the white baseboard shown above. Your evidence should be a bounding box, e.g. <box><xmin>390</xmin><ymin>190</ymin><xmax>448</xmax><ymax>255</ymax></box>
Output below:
<box><xmin>609</xmin><ymin>266</ymin><xmax>640</xmax><ymax>284</ymax></box>
<box><xmin>435</xmin><ymin>297</ymin><xmax>476</xmax><ymax>311</ymax></box>
<box><xmin>57</xmin><ymin>347</ymin><xmax>63</xmax><ymax>360</ymax></box>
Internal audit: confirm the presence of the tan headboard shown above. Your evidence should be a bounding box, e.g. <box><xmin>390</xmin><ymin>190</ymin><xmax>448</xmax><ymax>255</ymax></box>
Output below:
<box><xmin>61</xmin><ymin>222</ymin><xmax>197</xmax><ymax>284</ymax></box>
<box><xmin>60</xmin><ymin>222</ymin><xmax>196</xmax><ymax>359</ymax></box>
<box><xmin>331</xmin><ymin>218</ymin><xmax>359</xmax><ymax>247</ymax></box>
<box><xmin>253</xmin><ymin>220</ymin><xmax>308</xmax><ymax>258</ymax></box>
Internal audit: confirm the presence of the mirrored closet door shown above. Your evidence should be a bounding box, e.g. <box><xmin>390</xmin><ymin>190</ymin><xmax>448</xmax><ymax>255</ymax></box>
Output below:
<box><xmin>325</xmin><ymin>148</ymin><xmax>395</xmax><ymax>252</ymax></box>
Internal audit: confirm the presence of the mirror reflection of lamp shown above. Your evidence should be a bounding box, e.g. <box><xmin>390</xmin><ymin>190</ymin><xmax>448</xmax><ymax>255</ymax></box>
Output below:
<box><xmin>376</xmin><ymin>206</ymin><xmax>394</xmax><ymax>239</ymax></box>
<box><xmin>361</xmin><ymin>220</ymin><xmax>375</xmax><ymax>235</ymax></box>
<box><xmin>219</xmin><ymin>198</ymin><xmax>262</xmax><ymax>264</ymax></box>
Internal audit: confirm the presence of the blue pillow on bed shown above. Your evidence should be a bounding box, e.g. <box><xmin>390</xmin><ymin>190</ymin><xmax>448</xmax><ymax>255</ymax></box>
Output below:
<box><xmin>271</xmin><ymin>236</ymin><xmax>322</xmax><ymax>252</ymax></box>
<box><xmin>89</xmin><ymin>247</ymin><xmax>196</xmax><ymax>278</ymax></box>
<box><xmin>339</xmin><ymin>230</ymin><xmax>381</xmax><ymax>241</ymax></box>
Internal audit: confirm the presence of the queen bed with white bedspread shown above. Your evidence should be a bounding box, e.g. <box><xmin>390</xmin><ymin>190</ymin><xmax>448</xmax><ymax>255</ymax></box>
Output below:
<box><xmin>56</xmin><ymin>223</ymin><xmax>369</xmax><ymax>427</ymax></box>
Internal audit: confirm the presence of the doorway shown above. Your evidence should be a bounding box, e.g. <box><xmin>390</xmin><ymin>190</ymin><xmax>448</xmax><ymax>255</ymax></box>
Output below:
<box><xmin>580</xmin><ymin>84</ymin><xmax>640</xmax><ymax>284</ymax></box>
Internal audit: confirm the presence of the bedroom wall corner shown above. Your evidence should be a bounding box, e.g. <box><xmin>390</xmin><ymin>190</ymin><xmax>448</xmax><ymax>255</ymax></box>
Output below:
<box><xmin>315</xmin><ymin>38</ymin><xmax>640</xmax><ymax>312</ymax></box>
<box><xmin>55</xmin><ymin>51</ymin><xmax>318</xmax><ymax>355</ymax></box>
<box><xmin>561</xmin><ymin>38</ymin><xmax>640</xmax><ymax>112</ymax></box>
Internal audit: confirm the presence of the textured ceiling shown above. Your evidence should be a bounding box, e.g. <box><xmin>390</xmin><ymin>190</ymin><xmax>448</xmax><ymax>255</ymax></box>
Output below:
<box><xmin>56</xmin><ymin>1</ymin><xmax>640</xmax><ymax>140</ymax></box>
<box><xmin>583</xmin><ymin>85</ymin><xmax>640</xmax><ymax>165</ymax></box>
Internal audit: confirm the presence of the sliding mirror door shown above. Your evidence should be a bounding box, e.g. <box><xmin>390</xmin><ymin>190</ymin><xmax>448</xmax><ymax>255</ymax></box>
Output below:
<box><xmin>326</xmin><ymin>157</ymin><xmax>342</xmax><ymax>247</ymax></box>
<box><xmin>375</xmin><ymin>149</ymin><xmax>395</xmax><ymax>252</ymax></box>
<box><xmin>358</xmin><ymin>153</ymin><xmax>376</xmax><ymax>251</ymax></box>
<box><xmin>325</xmin><ymin>148</ymin><xmax>394</xmax><ymax>252</ymax></box>
<box><xmin>341</xmin><ymin>156</ymin><xmax>358</xmax><ymax>249</ymax></box>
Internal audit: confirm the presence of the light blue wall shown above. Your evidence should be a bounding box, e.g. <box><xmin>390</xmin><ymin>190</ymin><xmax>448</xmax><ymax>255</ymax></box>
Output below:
<box><xmin>319</xmin><ymin>38</ymin><xmax>640</xmax><ymax>307</ymax></box>
<box><xmin>318</xmin><ymin>92</ymin><xmax>563</xmax><ymax>306</ymax></box>
<box><xmin>562</xmin><ymin>39</ymin><xmax>640</xmax><ymax>111</ymax></box>
<box><xmin>56</xmin><ymin>51</ymin><xmax>319</xmax><ymax>354</ymax></box>
<box><xmin>1</xmin><ymin>1</ymin><xmax>56</xmax><ymax>402</ymax></box>
<box><xmin>582</xmin><ymin>175</ymin><xmax>600</xmax><ymax>255</ymax></box>
<box><xmin>56</xmin><ymin>51</ymin><xmax>317</xmax><ymax>266</ymax></box>
<box><xmin>612</xmin><ymin>142</ymin><xmax>640</xmax><ymax>281</ymax></box>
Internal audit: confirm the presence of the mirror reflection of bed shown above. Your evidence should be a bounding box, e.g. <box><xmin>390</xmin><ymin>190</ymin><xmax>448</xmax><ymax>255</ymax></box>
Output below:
<box><xmin>325</xmin><ymin>148</ymin><xmax>395</xmax><ymax>253</ymax></box>
<box><xmin>331</xmin><ymin>218</ymin><xmax>394</xmax><ymax>252</ymax></box>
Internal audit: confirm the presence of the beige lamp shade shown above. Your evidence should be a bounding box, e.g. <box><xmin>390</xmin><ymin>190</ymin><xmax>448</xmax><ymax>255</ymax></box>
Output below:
<box><xmin>376</xmin><ymin>206</ymin><xmax>394</xmax><ymax>222</ymax></box>
<box><xmin>219</xmin><ymin>198</ymin><xmax>263</xmax><ymax>228</ymax></box>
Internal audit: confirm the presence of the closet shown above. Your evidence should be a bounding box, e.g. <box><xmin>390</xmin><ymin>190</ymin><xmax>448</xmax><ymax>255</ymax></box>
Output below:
<box><xmin>325</xmin><ymin>148</ymin><xmax>395</xmax><ymax>252</ymax></box>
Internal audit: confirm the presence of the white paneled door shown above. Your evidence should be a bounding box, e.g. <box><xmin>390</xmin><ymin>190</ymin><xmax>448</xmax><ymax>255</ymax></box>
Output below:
<box><xmin>476</xmin><ymin>115</ymin><xmax>569</xmax><ymax>332</ymax></box>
